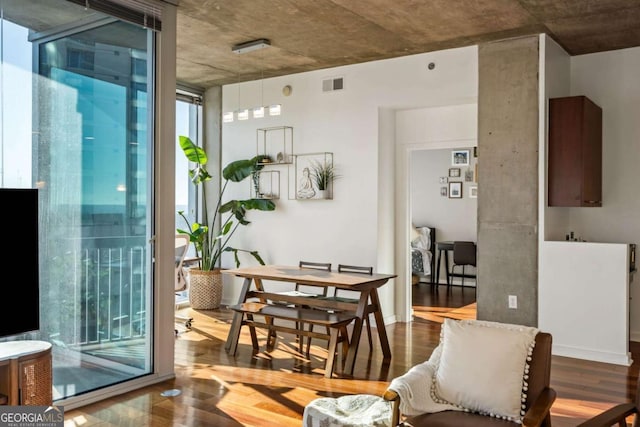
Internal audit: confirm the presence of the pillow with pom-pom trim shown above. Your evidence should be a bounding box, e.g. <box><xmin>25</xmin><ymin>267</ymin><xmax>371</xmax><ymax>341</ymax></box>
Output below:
<box><xmin>431</xmin><ymin>318</ymin><xmax>539</xmax><ymax>422</ymax></box>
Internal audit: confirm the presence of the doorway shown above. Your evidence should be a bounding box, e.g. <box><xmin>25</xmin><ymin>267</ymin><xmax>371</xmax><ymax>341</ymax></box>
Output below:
<box><xmin>408</xmin><ymin>148</ymin><xmax>478</xmax><ymax>323</ymax></box>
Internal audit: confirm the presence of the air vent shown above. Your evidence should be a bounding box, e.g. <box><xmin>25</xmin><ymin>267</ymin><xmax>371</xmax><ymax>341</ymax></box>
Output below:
<box><xmin>322</xmin><ymin>77</ymin><xmax>344</xmax><ymax>92</ymax></box>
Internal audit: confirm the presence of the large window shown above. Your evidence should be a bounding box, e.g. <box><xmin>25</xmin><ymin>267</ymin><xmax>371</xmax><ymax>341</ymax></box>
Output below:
<box><xmin>0</xmin><ymin>0</ymin><xmax>156</xmax><ymax>401</ymax></box>
<box><xmin>176</xmin><ymin>88</ymin><xmax>202</xmax><ymax>256</ymax></box>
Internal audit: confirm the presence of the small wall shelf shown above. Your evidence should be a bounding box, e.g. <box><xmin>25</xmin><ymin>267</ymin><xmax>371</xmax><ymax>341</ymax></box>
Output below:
<box><xmin>256</xmin><ymin>126</ymin><xmax>293</xmax><ymax>165</ymax></box>
<box><xmin>289</xmin><ymin>152</ymin><xmax>334</xmax><ymax>200</ymax></box>
<box><xmin>251</xmin><ymin>170</ymin><xmax>280</xmax><ymax>200</ymax></box>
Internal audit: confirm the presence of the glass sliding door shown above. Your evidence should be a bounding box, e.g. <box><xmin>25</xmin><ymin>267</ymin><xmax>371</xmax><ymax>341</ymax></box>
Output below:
<box><xmin>0</xmin><ymin>0</ymin><xmax>155</xmax><ymax>400</ymax></box>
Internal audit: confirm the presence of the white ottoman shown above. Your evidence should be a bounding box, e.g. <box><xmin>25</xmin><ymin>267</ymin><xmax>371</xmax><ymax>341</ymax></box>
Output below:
<box><xmin>302</xmin><ymin>394</ymin><xmax>392</xmax><ymax>427</ymax></box>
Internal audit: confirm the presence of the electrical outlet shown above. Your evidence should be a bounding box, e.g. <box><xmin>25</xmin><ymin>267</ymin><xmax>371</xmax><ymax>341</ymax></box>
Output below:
<box><xmin>508</xmin><ymin>295</ymin><xmax>518</xmax><ymax>309</ymax></box>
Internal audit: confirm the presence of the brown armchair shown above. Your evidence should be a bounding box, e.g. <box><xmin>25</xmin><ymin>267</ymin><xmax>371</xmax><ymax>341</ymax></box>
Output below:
<box><xmin>575</xmin><ymin>379</ymin><xmax>640</xmax><ymax>427</ymax></box>
<box><xmin>383</xmin><ymin>331</ymin><xmax>556</xmax><ymax>427</ymax></box>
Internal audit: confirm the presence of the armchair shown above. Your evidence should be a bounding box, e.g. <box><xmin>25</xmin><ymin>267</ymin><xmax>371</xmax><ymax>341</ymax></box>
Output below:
<box><xmin>383</xmin><ymin>319</ymin><xmax>556</xmax><ymax>427</ymax></box>
<box><xmin>575</xmin><ymin>379</ymin><xmax>640</xmax><ymax>427</ymax></box>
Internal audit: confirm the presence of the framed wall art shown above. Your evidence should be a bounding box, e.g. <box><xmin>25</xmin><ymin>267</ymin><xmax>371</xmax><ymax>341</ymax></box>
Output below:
<box><xmin>451</xmin><ymin>149</ymin><xmax>470</xmax><ymax>166</ymax></box>
<box><xmin>449</xmin><ymin>182</ymin><xmax>462</xmax><ymax>199</ymax></box>
<box><xmin>291</xmin><ymin>152</ymin><xmax>335</xmax><ymax>200</ymax></box>
<box><xmin>449</xmin><ymin>168</ymin><xmax>461</xmax><ymax>178</ymax></box>
<box><xmin>465</xmin><ymin>168</ymin><xmax>474</xmax><ymax>182</ymax></box>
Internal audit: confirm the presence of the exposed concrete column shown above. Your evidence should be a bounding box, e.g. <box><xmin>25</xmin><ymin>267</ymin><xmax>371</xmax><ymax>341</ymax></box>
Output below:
<box><xmin>203</xmin><ymin>86</ymin><xmax>222</xmax><ymax>230</ymax></box>
<box><xmin>477</xmin><ymin>35</ymin><xmax>539</xmax><ymax>326</ymax></box>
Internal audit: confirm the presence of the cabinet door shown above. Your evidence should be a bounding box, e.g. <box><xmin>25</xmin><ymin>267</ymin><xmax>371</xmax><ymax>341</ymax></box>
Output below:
<box><xmin>548</xmin><ymin>96</ymin><xmax>602</xmax><ymax>207</ymax></box>
<box><xmin>18</xmin><ymin>352</ymin><xmax>52</xmax><ymax>406</ymax></box>
<box><xmin>581</xmin><ymin>98</ymin><xmax>602</xmax><ymax>206</ymax></box>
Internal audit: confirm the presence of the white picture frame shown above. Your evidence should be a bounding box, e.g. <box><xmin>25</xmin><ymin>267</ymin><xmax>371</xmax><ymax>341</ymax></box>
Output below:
<box><xmin>452</xmin><ymin>149</ymin><xmax>470</xmax><ymax>166</ymax></box>
<box><xmin>469</xmin><ymin>185</ymin><xmax>478</xmax><ymax>198</ymax></box>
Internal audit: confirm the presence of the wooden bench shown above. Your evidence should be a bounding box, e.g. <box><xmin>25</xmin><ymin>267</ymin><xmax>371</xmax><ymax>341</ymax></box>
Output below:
<box><xmin>227</xmin><ymin>302</ymin><xmax>358</xmax><ymax>378</ymax></box>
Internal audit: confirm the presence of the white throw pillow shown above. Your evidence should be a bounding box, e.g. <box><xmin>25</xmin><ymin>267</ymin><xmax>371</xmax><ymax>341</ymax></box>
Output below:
<box><xmin>411</xmin><ymin>226</ymin><xmax>431</xmax><ymax>250</ymax></box>
<box><xmin>410</xmin><ymin>225</ymin><xmax>421</xmax><ymax>244</ymax></box>
<box><xmin>431</xmin><ymin>318</ymin><xmax>539</xmax><ymax>422</ymax></box>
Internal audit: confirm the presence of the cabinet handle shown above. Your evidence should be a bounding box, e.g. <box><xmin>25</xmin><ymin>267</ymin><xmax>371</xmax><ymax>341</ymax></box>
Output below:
<box><xmin>584</xmin><ymin>200</ymin><xmax>600</xmax><ymax>204</ymax></box>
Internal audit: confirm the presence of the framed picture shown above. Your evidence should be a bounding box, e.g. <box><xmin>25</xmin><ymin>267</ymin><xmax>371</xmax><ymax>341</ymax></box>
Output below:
<box><xmin>448</xmin><ymin>182</ymin><xmax>462</xmax><ymax>199</ymax></box>
<box><xmin>440</xmin><ymin>186</ymin><xmax>448</xmax><ymax>197</ymax></box>
<box><xmin>448</xmin><ymin>168</ymin><xmax>461</xmax><ymax>178</ymax></box>
<box><xmin>439</xmin><ymin>176</ymin><xmax>448</xmax><ymax>184</ymax></box>
<box><xmin>469</xmin><ymin>185</ymin><xmax>478</xmax><ymax>198</ymax></box>
<box><xmin>452</xmin><ymin>149</ymin><xmax>470</xmax><ymax>166</ymax></box>
<box><xmin>474</xmin><ymin>163</ymin><xmax>478</xmax><ymax>183</ymax></box>
<box><xmin>293</xmin><ymin>152</ymin><xmax>334</xmax><ymax>200</ymax></box>
<box><xmin>464</xmin><ymin>168</ymin><xmax>474</xmax><ymax>182</ymax></box>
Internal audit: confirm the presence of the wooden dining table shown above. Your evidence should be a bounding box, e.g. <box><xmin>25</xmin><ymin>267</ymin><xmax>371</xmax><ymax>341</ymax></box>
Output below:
<box><xmin>223</xmin><ymin>264</ymin><xmax>396</xmax><ymax>375</ymax></box>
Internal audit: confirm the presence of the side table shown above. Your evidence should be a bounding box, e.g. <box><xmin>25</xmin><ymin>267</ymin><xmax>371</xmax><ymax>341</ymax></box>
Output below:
<box><xmin>0</xmin><ymin>340</ymin><xmax>52</xmax><ymax>406</ymax></box>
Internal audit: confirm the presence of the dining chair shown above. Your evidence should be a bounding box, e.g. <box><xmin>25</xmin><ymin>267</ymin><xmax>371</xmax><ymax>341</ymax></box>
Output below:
<box><xmin>270</xmin><ymin>261</ymin><xmax>332</xmax><ymax>303</ymax></box>
<box><xmin>449</xmin><ymin>241</ymin><xmax>476</xmax><ymax>287</ymax></box>
<box><xmin>305</xmin><ymin>264</ymin><xmax>375</xmax><ymax>357</ymax></box>
<box><xmin>269</xmin><ymin>261</ymin><xmax>332</xmax><ymax>353</ymax></box>
<box><xmin>295</xmin><ymin>261</ymin><xmax>333</xmax><ymax>295</ymax></box>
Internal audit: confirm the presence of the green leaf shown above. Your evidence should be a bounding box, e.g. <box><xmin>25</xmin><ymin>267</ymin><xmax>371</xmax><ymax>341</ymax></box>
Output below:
<box><xmin>179</xmin><ymin>136</ymin><xmax>207</xmax><ymax>165</ymax></box>
<box><xmin>243</xmin><ymin>199</ymin><xmax>276</xmax><ymax>211</ymax></box>
<box><xmin>222</xmin><ymin>156</ymin><xmax>265</xmax><ymax>182</ymax></box>
<box><xmin>220</xmin><ymin>221</ymin><xmax>233</xmax><ymax>235</ymax></box>
<box><xmin>176</xmin><ymin>143</ymin><xmax>277</xmax><ymax>270</ymax></box>
<box><xmin>250</xmin><ymin>251</ymin><xmax>265</xmax><ymax>265</ymax></box>
<box><xmin>224</xmin><ymin>247</ymin><xmax>241</xmax><ymax>268</ymax></box>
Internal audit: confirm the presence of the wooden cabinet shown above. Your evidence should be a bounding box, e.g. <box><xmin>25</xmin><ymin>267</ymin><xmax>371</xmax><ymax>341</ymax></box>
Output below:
<box><xmin>0</xmin><ymin>341</ymin><xmax>52</xmax><ymax>406</ymax></box>
<box><xmin>548</xmin><ymin>95</ymin><xmax>602</xmax><ymax>207</ymax></box>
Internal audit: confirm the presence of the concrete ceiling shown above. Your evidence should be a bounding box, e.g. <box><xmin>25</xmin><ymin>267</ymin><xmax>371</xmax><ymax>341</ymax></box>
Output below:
<box><xmin>176</xmin><ymin>0</ymin><xmax>640</xmax><ymax>89</ymax></box>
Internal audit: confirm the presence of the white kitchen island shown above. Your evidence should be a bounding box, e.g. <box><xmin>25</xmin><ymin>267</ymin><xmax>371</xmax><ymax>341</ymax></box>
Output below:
<box><xmin>539</xmin><ymin>241</ymin><xmax>634</xmax><ymax>365</ymax></box>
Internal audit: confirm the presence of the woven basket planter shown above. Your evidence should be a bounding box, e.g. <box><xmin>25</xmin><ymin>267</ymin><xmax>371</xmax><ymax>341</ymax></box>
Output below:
<box><xmin>188</xmin><ymin>268</ymin><xmax>222</xmax><ymax>309</ymax></box>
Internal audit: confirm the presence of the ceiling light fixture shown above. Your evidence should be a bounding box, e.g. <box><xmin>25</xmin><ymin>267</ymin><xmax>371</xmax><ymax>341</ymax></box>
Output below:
<box><xmin>232</xmin><ymin>38</ymin><xmax>271</xmax><ymax>54</ymax></box>
<box><xmin>223</xmin><ymin>38</ymin><xmax>282</xmax><ymax>122</ymax></box>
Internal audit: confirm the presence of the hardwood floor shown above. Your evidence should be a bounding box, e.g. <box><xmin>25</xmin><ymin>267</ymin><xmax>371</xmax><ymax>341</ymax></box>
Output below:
<box><xmin>63</xmin><ymin>284</ymin><xmax>639</xmax><ymax>426</ymax></box>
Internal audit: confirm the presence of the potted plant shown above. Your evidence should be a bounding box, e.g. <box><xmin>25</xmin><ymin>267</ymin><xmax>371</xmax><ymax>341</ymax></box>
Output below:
<box><xmin>310</xmin><ymin>159</ymin><xmax>340</xmax><ymax>199</ymax></box>
<box><xmin>177</xmin><ymin>136</ymin><xmax>276</xmax><ymax>309</ymax></box>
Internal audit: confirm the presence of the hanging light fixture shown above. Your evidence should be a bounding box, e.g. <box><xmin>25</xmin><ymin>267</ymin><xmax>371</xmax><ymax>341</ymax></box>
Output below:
<box><xmin>253</xmin><ymin>47</ymin><xmax>266</xmax><ymax>119</ymax></box>
<box><xmin>268</xmin><ymin>104</ymin><xmax>281</xmax><ymax>116</ymax></box>
<box><xmin>222</xmin><ymin>111</ymin><xmax>234</xmax><ymax>123</ymax></box>
<box><xmin>226</xmin><ymin>38</ymin><xmax>281</xmax><ymax>121</ymax></box>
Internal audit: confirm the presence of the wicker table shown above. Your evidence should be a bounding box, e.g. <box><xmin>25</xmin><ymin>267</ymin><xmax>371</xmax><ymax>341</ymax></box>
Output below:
<box><xmin>0</xmin><ymin>340</ymin><xmax>52</xmax><ymax>406</ymax></box>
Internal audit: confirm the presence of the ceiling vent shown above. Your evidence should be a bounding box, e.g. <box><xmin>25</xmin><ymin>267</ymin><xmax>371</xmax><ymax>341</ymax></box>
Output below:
<box><xmin>322</xmin><ymin>77</ymin><xmax>344</xmax><ymax>92</ymax></box>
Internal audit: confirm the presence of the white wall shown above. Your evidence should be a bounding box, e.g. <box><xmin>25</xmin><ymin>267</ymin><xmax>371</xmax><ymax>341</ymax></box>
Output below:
<box><xmin>568</xmin><ymin>48</ymin><xmax>640</xmax><ymax>244</ymax></box>
<box><xmin>570</xmin><ymin>46</ymin><xmax>640</xmax><ymax>340</ymax></box>
<box><xmin>219</xmin><ymin>46</ymin><xmax>478</xmax><ymax>324</ymax></box>
<box><xmin>539</xmin><ymin>36</ymin><xmax>639</xmax><ymax>364</ymax></box>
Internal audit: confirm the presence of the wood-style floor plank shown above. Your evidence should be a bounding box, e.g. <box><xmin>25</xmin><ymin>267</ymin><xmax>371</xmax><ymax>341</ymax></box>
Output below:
<box><xmin>63</xmin><ymin>284</ymin><xmax>640</xmax><ymax>426</ymax></box>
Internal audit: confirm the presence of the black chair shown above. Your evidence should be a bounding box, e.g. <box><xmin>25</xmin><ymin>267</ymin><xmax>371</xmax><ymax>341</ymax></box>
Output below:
<box><xmin>295</xmin><ymin>261</ymin><xmax>333</xmax><ymax>295</ymax></box>
<box><xmin>305</xmin><ymin>264</ymin><xmax>375</xmax><ymax>356</ymax></box>
<box><xmin>270</xmin><ymin>261</ymin><xmax>332</xmax><ymax>353</ymax></box>
<box><xmin>449</xmin><ymin>241</ymin><xmax>476</xmax><ymax>287</ymax></box>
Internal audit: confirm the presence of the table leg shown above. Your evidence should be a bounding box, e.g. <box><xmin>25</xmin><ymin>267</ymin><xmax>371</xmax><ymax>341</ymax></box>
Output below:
<box><xmin>436</xmin><ymin>249</ymin><xmax>443</xmax><ymax>284</ymax></box>
<box><xmin>225</xmin><ymin>277</ymin><xmax>253</xmax><ymax>353</ymax></box>
<box><xmin>344</xmin><ymin>290</ymin><xmax>369</xmax><ymax>375</ymax></box>
<box><xmin>444</xmin><ymin>250</ymin><xmax>451</xmax><ymax>286</ymax></box>
<box><xmin>369</xmin><ymin>288</ymin><xmax>391</xmax><ymax>360</ymax></box>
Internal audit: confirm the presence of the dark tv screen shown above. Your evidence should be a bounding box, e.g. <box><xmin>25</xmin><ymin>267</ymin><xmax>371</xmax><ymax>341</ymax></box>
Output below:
<box><xmin>0</xmin><ymin>188</ymin><xmax>39</xmax><ymax>337</ymax></box>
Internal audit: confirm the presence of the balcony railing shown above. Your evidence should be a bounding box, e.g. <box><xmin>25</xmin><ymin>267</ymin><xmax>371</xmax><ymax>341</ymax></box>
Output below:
<box><xmin>44</xmin><ymin>241</ymin><xmax>148</xmax><ymax>348</ymax></box>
